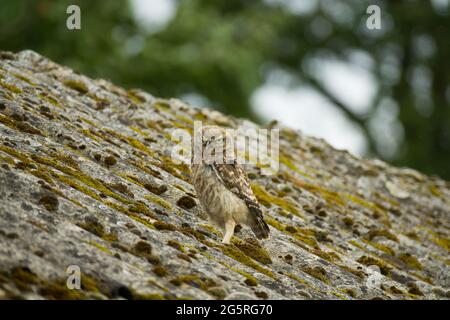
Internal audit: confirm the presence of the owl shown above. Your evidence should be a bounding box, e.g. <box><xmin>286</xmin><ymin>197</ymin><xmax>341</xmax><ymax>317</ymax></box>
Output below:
<box><xmin>190</xmin><ymin>125</ymin><xmax>270</xmax><ymax>244</ymax></box>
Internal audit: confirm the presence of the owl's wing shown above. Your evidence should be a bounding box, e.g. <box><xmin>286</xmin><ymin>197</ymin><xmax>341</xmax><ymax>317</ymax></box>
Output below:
<box><xmin>211</xmin><ymin>162</ymin><xmax>262</xmax><ymax>216</ymax></box>
<box><xmin>210</xmin><ymin>161</ymin><xmax>270</xmax><ymax>239</ymax></box>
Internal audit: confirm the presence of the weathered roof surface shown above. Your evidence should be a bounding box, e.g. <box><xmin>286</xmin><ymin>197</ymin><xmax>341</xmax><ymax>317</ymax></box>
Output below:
<box><xmin>0</xmin><ymin>50</ymin><xmax>448</xmax><ymax>300</ymax></box>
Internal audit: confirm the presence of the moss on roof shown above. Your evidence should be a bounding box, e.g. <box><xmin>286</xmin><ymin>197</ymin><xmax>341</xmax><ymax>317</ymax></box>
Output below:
<box><xmin>0</xmin><ymin>50</ymin><xmax>449</xmax><ymax>300</ymax></box>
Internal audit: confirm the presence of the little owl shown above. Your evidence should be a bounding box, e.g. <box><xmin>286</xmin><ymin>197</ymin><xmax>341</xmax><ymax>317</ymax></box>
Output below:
<box><xmin>190</xmin><ymin>125</ymin><xmax>270</xmax><ymax>244</ymax></box>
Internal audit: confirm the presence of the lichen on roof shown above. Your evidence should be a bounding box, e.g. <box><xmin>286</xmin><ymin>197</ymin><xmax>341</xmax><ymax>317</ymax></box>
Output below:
<box><xmin>0</xmin><ymin>50</ymin><xmax>449</xmax><ymax>300</ymax></box>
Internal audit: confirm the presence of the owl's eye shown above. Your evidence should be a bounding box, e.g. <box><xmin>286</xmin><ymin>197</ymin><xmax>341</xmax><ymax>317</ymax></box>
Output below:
<box><xmin>211</xmin><ymin>136</ymin><xmax>216</xmax><ymax>140</ymax></box>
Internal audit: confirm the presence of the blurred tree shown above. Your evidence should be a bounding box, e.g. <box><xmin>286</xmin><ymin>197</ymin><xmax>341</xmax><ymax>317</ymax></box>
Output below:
<box><xmin>0</xmin><ymin>0</ymin><xmax>449</xmax><ymax>179</ymax></box>
<box><xmin>0</xmin><ymin>0</ymin><xmax>138</xmax><ymax>81</ymax></box>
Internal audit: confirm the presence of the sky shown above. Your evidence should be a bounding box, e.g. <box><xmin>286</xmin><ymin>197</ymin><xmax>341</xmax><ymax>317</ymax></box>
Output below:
<box><xmin>130</xmin><ymin>0</ymin><xmax>380</xmax><ymax>156</ymax></box>
<box><xmin>130</xmin><ymin>0</ymin><xmax>176</xmax><ymax>32</ymax></box>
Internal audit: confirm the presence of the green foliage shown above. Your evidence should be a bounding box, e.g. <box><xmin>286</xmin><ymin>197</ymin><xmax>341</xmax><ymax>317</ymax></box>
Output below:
<box><xmin>1</xmin><ymin>0</ymin><xmax>449</xmax><ymax>178</ymax></box>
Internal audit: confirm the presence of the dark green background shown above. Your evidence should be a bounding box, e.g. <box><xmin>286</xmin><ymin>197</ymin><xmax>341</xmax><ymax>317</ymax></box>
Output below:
<box><xmin>1</xmin><ymin>0</ymin><xmax>449</xmax><ymax>179</ymax></box>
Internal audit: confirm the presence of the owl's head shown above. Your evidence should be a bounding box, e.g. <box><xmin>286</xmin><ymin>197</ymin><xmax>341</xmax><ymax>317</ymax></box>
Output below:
<box><xmin>191</xmin><ymin>125</ymin><xmax>232</xmax><ymax>165</ymax></box>
<box><xmin>200</xmin><ymin>125</ymin><xmax>227</xmax><ymax>147</ymax></box>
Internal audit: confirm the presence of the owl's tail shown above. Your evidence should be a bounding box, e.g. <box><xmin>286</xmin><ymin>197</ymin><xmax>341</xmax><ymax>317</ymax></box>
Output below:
<box><xmin>248</xmin><ymin>208</ymin><xmax>270</xmax><ymax>240</ymax></box>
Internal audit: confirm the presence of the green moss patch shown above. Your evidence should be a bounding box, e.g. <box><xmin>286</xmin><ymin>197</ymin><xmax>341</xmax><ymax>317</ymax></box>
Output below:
<box><xmin>132</xmin><ymin>240</ymin><xmax>160</xmax><ymax>264</ymax></box>
<box><xmin>220</xmin><ymin>244</ymin><xmax>276</xmax><ymax>280</ymax></box>
<box><xmin>0</xmin><ymin>114</ymin><xmax>43</xmax><ymax>135</ymax></box>
<box><xmin>169</xmin><ymin>274</ymin><xmax>216</xmax><ymax>291</ymax></box>
<box><xmin>399</xmin><ymin>253</ymin><xmax>423</xmax><ymax>270</ymax></box>
<box><xmin>153</xmin><ymin>266</ymin><xmax>169</xmax><ymax>277</ymax></box>
<box><xmin>5</xmin><ymin>266</ymin><xmax>103</xmax><ymax>299</ymax></box>
<box><xmin>63</xmin><ymin>79</ymin><xmax>89</xmax><ymax>94</ymax></box>
<box><xmin>302</xmin><ymin>266</ymin><xmax>330</xmax><ymax>284</ymax></box>
<box><xmin>167</xmin><ymin>240</ymin><xmax>185</xmax><ymax>253</ymax></box>
<box><xmin>78</xmin><ymin>218</ymin><xmax>118</xmax><ymax>242</ymax></box>
<box><xmin>144</xmin><ymin>194</ymin><xmax>172</xmax><ymax>210</ymax></box>
<box><xmin>363</xmin><ymin>239</ymin><xmax>395</xmax><ymax>256</ymax></box>
<box><xmin>357</xmin><ymin>255</ymin><xmax>392</xmax><ymax>276</ymax></box>
<box><xmin>367</xmin><ymin>229</ymin><xmax>399</xmax><ymax>242</ymax></box>
<box><xmin>153</xmin><ymin>221</ymin><xmax>177</xmax><ymax>231</ymax></box>
<box><xmin>176</xmin><ymin>195</ymin><xmax>196</xmax><ymax>210</ymax></box>
<box><xmin>233</xmin><ymin>239</ymin><xmax>272</xmax><ymax>265</ymax></box>
<box><xmin>251</xmin><ymin>184</ymin><xmax>301</xmax><ymax>216</ymax></box>
<box><xmin>38</xmin><ymin>193</ymin><xmax>59</xmax><ymax>212</ymax></box>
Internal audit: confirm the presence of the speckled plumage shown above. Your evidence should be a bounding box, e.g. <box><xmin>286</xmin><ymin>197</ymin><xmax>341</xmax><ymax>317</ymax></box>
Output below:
<box><xmin>190</xmin><ymin>126</ymin><xmax>269</xmax><ymax>244</ymax></box>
